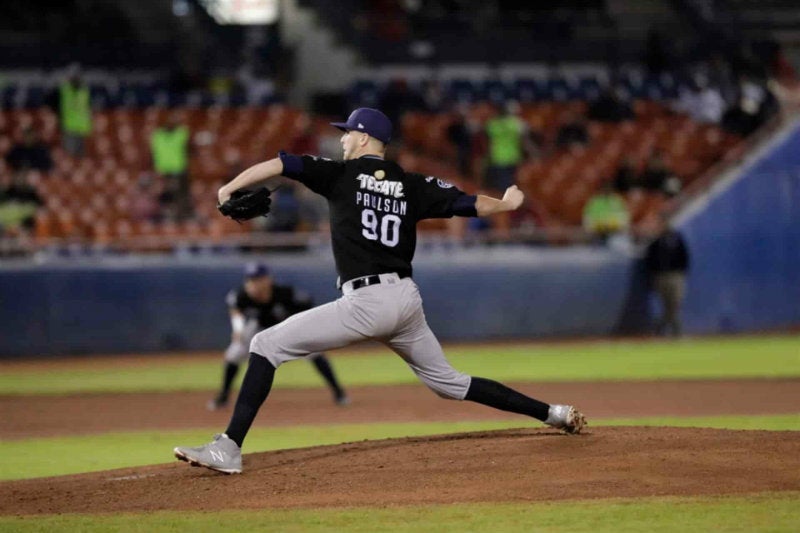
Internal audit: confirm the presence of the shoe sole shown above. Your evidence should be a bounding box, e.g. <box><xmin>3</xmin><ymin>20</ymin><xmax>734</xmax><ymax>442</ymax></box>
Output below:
<box><xmin>173</xmin><ymin>448</ymin><xmax>241</xmax><ymax>474</ymax></box>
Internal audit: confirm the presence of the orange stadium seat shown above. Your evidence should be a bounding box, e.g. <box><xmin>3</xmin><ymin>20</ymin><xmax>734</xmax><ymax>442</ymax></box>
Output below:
<box><xmin>1</xmin><ymin>98</ymin><xmax>743</xmax><ymax>248</ymax></box>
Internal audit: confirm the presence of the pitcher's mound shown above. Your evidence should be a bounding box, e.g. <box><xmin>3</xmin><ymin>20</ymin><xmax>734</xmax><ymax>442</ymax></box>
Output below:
<box><xmin>2</xmin><ymin>426</ymin><xmax>799</xmax><ymax>515</ymax></box>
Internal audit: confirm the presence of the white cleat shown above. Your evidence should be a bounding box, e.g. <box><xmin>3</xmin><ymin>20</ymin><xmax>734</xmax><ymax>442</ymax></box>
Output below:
<box><xmin>174</xmin><ymin>433</ymin><xmax>242</xmax><ymax>474</ymax></box>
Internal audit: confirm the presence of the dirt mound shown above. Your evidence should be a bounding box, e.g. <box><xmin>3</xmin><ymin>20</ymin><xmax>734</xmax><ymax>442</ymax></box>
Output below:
<box><xmin>2</xmin><ymin>427</ymin><xmax>798</xmax><ymax>515</ymax></box>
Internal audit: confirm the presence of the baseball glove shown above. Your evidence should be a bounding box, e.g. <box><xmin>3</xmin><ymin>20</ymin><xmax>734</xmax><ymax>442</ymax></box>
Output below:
<box><xmin>218</xmin><ymin>187</ymin><xmax>272</xmax><ymax>222</ymax></box>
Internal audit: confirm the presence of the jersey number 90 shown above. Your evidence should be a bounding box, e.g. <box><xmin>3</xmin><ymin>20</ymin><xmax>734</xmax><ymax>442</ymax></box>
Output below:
<box><xmin>361</xmin><ymin>209</ymin><xmax>401</xmax><ymax>247</ymax></box>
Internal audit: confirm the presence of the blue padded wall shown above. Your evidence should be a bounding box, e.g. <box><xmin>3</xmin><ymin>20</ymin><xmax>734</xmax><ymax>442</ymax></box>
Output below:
<box><xmin>0</xmin><ymin>247</ymin><xmax>645</xmax><ymax>357</ymax></box>
<box><xmin>677</xmin><ymin>122</ymin><xmax>800</xmax><ymax>333</ymax></box>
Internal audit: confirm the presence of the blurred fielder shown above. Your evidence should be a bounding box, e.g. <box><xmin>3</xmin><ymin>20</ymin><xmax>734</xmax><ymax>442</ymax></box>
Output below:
<box><xmin>208</xmin><ymin>262</ymin><xmax>348</xmax><ymax>411</ymax></box>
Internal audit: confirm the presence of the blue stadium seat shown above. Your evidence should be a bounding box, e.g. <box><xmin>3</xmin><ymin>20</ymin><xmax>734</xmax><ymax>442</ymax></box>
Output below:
<box><xmin>447</xmin><ymin>79</ymin><xmax>479</xmax><ymax>104</ymax></box>
<box><xmin>575</xmin><ymin>76</ymin><xmax>602</xmax><ymax>101</ymax></box>
<box><xmin>167</xmin><ymin>91</ymin><xmax>186</xmax><ymax>107</ymax></box>
<box><xmin>620</xmin><ymin>72</ymin><xmax>647</xmax><ymax>99</ymax></box>
<box><xmin>656</xmin><ymin>72</ymin><xmax>680</xmax><ymax>99</ymax></box>
<box><xmin>642</xmin><ymin>75</ymin><xmax>664</xmax><ymax>100</ymax></box>
<box><xmin>481</xmin><ymin>80</ymin><xmax>510</xmax><ymax>105</ymax></box>
<box><xmin>546</xmin><ymin>77</ymin><xmax>571</xmax><ymax>101</ymax></box>
<box><xmin>24</xmin><ymin>85</ymin><xmax>46</xmax><ymax>107</ymax></box>
<box><xmin>90</xmin><ymin>84</ymin><xmax>111</xmax><ymax>109</ymax></box>
<box><xmin>513</xmin><ymin>78</ymin><xmax>547</xmax><ymax>102</ymax></box>
<box><xmin>229</xmin><ymin>91</ymin><xmax>247</xmax><ymax>107</ymax></box>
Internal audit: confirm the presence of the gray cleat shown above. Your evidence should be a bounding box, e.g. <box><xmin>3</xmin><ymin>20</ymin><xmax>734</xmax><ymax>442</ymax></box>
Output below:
<box><xmin>545</xmin><ymin>404</ymin><xmax>587</xmax><ymax>435</ymax></box>
<box><xmin>174</xmin><ymin>433</ymin><xmax>242</xmax><ymax>474</ymax></box>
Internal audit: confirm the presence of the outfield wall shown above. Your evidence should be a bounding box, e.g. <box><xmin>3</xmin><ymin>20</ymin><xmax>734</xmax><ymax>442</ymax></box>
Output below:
<box><xmin>0</xmin><ymin>247</ymin><xmax>648</xmax><ymax>356</ymax></box>
<box><xmin>676</xmin><ymin>120</ymin><xmax>800</xmax><ymax>334</ymax></box>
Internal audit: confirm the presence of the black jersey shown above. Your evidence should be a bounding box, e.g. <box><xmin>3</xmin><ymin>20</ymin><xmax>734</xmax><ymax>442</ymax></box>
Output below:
<box><xmin>281</xmin><ymin>153</ymin><xmax>472</xmax><ymax>283</ymax></box>
<box><xmin>226</xmin><ymin>284</ymin><xmax>312</xmax><ymax>329</ymax></box>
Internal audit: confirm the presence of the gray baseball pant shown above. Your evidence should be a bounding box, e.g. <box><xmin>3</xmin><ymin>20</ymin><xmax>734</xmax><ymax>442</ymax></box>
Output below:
<box><xmin>250</xmin><ymin>273</ymin><xmax>471</xmax><ymax>399</ymax></box>
<box><xmin>227</xmin><ymin>320</ymin><xmax>325</xmax><ymax>365</ymax></box>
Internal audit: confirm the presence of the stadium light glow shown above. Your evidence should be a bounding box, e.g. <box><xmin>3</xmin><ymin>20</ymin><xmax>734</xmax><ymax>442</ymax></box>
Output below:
<box><xmin>198</xmin><ymin>0</ymin><xmax>279</xmax><ymax>25</ymax></box>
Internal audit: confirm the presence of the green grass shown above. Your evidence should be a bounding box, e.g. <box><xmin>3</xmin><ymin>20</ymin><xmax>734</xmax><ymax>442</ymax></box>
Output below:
<box><xmin>1</xmin><ymin>493</ymin><xmax>798</xmax><ymax>532</ymax></box>
<box><xmin>2</xmin><ymin>415</ymin><xmax>797</xmax><ymax>481</ymax></box>
<box><xmin>2</xmin><ymin>335</ymin><xmax>799</xmax><ymax>395</ymax></box>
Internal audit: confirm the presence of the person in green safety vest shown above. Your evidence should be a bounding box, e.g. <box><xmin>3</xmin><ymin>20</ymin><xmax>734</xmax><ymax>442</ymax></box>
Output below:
<box><xmin>582</xmin><ymin>181</ymin><xmax>630</xmax><ymax>242</ymax></box>
<box><xmin>482</xmin><ymin>100</ymin><xmax>536</xmax><ymax>193</ymax></box>
<box><xmin>150</xmin><ymin>114</ymin><xmax>192</xmax><ymax>220</ymax></box>
<box><xmin>58</xmin><ymin>71</ymin><xmax>92</xmax><ymax>158</ymax></box>
<box><xmin>0</xmin><ymin>171</ymin><xmax>43</xmax><ymax>238</ymax></box>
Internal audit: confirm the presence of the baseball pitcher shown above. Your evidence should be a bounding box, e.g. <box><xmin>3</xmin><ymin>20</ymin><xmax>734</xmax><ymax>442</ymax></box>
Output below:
<box><xmin>175</xmin><ymin>108</ymin><xmax>586</xmax><ymax>474</ymax></box>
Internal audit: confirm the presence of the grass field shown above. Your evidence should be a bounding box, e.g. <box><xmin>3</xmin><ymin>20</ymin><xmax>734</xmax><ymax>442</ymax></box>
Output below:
<box><xmin>1</xmin><ymin>493</ymin><xmax>798</xmax><ymax>532</ymax></box>
<box><xmin>1</xmin><ymin>335</ymin><xmax>798</xmax><ymax>395</ymax></box>
<box><xmin>2</xmin><ymin>334</ymin><xmax>799</xmax><ymax>532</ymax></box>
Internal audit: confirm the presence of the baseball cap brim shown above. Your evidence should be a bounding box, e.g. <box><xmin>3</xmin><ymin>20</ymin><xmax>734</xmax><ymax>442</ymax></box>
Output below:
<box><xmin>330</xmin><ymin>121</ymin><xmax>350</xmax><ymax>131</ymax></box>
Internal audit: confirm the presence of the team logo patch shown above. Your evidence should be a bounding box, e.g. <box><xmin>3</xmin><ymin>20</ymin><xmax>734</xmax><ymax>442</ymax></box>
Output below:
<box><xmin>425</xmin><ymin>176</ymin><xmax>435</xmax><ymax>183</ymax></box>
<box><xmin>374</xmin><ymin>170</ymin><xmax>386</xmax><ymax>180</ymax></box>
<box><xmin>437</xmin><ymin>179</ymin><xmax>454</xmax><ymax>189</ymax></box>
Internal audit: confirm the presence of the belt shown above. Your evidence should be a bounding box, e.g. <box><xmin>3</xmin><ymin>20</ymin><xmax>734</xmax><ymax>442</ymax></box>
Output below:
<box><xmin>341</xmin><ymin>272</ymin><xmax>409</xmax><ymax>293</ymax></box>
<box><xmin>350</xmin><ymin>275</ymin><xmax>382</xmax><ymax>291</ymax></box>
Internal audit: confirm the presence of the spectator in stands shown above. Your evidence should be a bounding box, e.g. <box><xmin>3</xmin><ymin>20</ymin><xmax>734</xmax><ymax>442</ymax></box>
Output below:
<box><xmin>612</xmin><ymin>156</ymin><xmax>638</xmax><ymax>193</ymax></box>
<box><xmin>644</xmin><ymin>214</ymin><xmax>690</xmax><ymax>337</ymax></box>
<box><xmin>157</xmin><ymin>177</ymin><xmax>181</xmax><ymax>222</ymax></box>
<box><xmin>555</xmin><ymin>111</ymin><xmax>590</xmax><ymax>150</ymax></box>
<box><xmin>5</xmin><ymin>127</ymin><xmax>53</xmax><ymax>172</ymax></box>
<box><xmin>721</xmin><ymin>96</ymin><xmax>760</xmax><ymax>137</ymax></box>
<box><xmin>0</xmin><ymin>171</ymin><xmax>43</xmax><ymax>236</ymax></box>
<box><xmin>720</xmin><ymin>73</ymin><xmax>779</xmax><ymax>138</ymax></box>
<box><xmin>638</xmin><ymin>151</ymin><xmax>682</xmax><ymax>197</ymax></box>
<box><xmin>582</xmin><ymin>180</ymin><xmax>630</xmax><ymax>242</ymax></box>
<box><xmin>673</xmin><ymin>74</ymin><xmax>725</xmax><ymax>124</ymax></box>
<box><xmin>482</xmin><ymin>100</ymin><xmax>535</xmax><ymax>192</ymax></box>
<box><xmin>130</xmin><ymin>174</ymin><xmax>160</xmax><ymax>222</ymax></box>
<box><xmin>447</xmin><ymin>104</ymin><xmax>477</xmax><ymax>178</ymax></box>
<box><xmin>587</xmin><ymin>86</ymin><xmax>634</xmax><ymax>123</ymax></box>
<box><xmin>58</xmin><ymin>67</ymin><xmax>92</xmax><ymax>158</ymax></box>
<box><xmin>150</xmin><ymin>114</ymin><xmax>192</xmax><ymax>219</ymax></box>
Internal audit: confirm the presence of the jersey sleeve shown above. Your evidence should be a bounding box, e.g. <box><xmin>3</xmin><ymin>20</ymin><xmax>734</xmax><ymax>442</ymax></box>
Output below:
<box><xmin>279</xmin><ymin>151</ymin><xmax>343</xmax><ymax>197</ymax></box>
<box><xmin>411</xmin><ymin>173</ymin><xmax>472</xmax><ymax>220</ymax></box>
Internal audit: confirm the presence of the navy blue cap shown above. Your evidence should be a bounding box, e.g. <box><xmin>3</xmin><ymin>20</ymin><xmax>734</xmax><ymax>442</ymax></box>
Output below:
<box><xmin>244</xmin><ymin>262</ymin><xmax>270</xmax><ymax>278</ymax></box>
<box><xmin>330</xmin><ymin>108</ymin><xmax>393</xmax><ymax>144</ymax></box>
